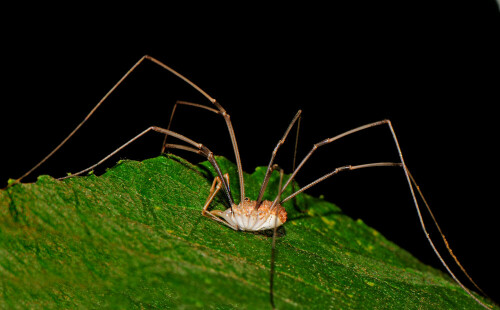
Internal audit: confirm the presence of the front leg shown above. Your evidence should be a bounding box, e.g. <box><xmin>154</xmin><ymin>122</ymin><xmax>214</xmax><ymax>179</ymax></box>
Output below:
<box><xmin>202</xmin><ymin>174</ymin><xmax>238</xmax><ymax>230</ymax></box>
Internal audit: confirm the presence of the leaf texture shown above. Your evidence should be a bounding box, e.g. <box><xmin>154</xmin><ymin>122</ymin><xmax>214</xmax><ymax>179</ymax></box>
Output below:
<box><xmin>0</xmin><ymin>155</ymin><xmax>494</xmax><ymax>309</ymax></box>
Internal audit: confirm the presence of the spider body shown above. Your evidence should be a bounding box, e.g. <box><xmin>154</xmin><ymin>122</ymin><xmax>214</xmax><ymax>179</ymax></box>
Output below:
<box><xmin>213</xmin><ymin>200</ymin><xmax>287</xmax><ymax>231</ymax></box>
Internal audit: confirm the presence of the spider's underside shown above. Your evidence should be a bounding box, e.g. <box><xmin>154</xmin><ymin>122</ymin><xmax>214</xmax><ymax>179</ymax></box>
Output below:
<box><xmin>210</xmin><ymin>200</ymin><xmax>287</xmax><ymax>231</ymax></box>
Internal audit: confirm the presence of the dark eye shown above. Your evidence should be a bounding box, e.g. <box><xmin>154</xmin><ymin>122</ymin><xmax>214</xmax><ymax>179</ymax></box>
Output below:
<box><xmin>244</xmin><ymin>197</ymin><xmax>249</xmax><ymax>201</ymax></box>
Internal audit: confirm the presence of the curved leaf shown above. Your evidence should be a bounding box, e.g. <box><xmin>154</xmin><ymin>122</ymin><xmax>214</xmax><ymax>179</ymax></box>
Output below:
<box><xmin>0</xmin><ymin>155</ymin><xmax>495</xmax><ymax>309</ymax></box>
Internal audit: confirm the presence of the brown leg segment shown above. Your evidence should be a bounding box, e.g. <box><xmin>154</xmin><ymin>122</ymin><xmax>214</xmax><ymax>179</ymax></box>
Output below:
<box><xmin>271</xmin><ymin>119</ymin><xmax>491</xmax><ymax>309</ymax></box>
<box><xmin>202</xmin><ymin>174</ymin><xmax>237</xmax><ymax>230</ymax></box>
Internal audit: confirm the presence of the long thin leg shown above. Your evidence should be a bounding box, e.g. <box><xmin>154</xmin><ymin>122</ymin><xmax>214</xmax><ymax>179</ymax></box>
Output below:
<box><xmin>256</xmin><ymin>110</ymin><xmax>302</xmax><ymax>206</ymax></box>
<box><xmin>8</xmin><ymin>56</ymin><xmax>149</xmax><ymax>188</ymax></box>
<box><xmin>59</xmin><ymin>126</ymin><xmax>234</xmax><ymax>206</ymax></box>
<box><xmin>161</xmin><ymin>100</ymin><xmax>220</xmax><ymax>153</ymax></box>
<box><xmin>291</xmin><ymin>111</ymin><xmax>302</xmax><ymax>212</ymax></box>
<box><xmin>280</xmin><ymin>162</ymin><xmax>402</xmax><ymax>204</ymax></box>
<box><xmin>270</xmin><ymin>166</ymin><xmax>284</xmax><ymax>310</ymax></box>
<box><xmin>406</xmin><ymin>170</ymin><xmax>489</xmax><ymax>298</ymax></box>
<box><xmin>9</xmin><ymin>56</ymin><xmax>246</xmax><ymax>203</ymax></box>
<box><xmin>270</xmin><ymin>217</ymin><xmax>278</xmax><ymax>310</ymax></box>
<box><xmin>148</xmin><ymin>57</ymin><xmax>245</xmax><ymax>202</ymax></box>
<box><xmin>157</xmin><ymin>96</ymin><xmax>245</xmax><ymax>202</ymax></box>
<box><xmin>271</xmin><ymin>119</ymin><xmax>491</xmax><ymax>309</ymax></box>
<box><xmin>385</xmin><ymin>122</ymin><xmax>490</xmax><ymax>309</ymax></box>
<box><xmin>274</xmin><ymin>120</ymin><xmax>389</xmax><ymax>200</ymax></box>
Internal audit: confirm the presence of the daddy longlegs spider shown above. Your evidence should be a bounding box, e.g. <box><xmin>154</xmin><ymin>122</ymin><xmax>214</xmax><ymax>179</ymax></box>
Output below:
<box><xmin>6</xmin><ymin>55</ymin><xmax>493</xmax><ymax>309</ymax></box>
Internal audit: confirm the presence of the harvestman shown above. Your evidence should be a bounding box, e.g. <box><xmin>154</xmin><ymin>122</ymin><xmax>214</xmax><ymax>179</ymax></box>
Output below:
<box><xmin>7</xmin><ymin>56</ymin><xmax>492</xmax><ymax>309</ymax></box>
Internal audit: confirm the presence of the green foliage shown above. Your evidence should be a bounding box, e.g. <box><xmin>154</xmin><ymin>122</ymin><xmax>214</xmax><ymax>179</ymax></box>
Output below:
<box><xmin>0</xmin><ymin>155</ymin><xmax>494</xmax><ymax>309</ymax></box>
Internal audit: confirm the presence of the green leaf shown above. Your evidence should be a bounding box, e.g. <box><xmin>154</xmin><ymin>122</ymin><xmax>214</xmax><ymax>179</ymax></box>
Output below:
<box><xmin>0</xmin><ymin>154</ymin><xmax>495</xmax><ymax>309</ymax></box>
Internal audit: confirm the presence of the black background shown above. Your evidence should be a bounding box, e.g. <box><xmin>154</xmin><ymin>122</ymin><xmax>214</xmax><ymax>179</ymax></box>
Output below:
<box><xmin>1</xmin><ymin>3</ymin><xmax>499</xmax><ymax>304</ymax></box>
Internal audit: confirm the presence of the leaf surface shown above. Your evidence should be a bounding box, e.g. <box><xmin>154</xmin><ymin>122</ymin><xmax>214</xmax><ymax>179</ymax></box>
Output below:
<box><xmin>0</xmin><ymin>155</ymin><xmax>494</xmax><ymax>309</ymax></box>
